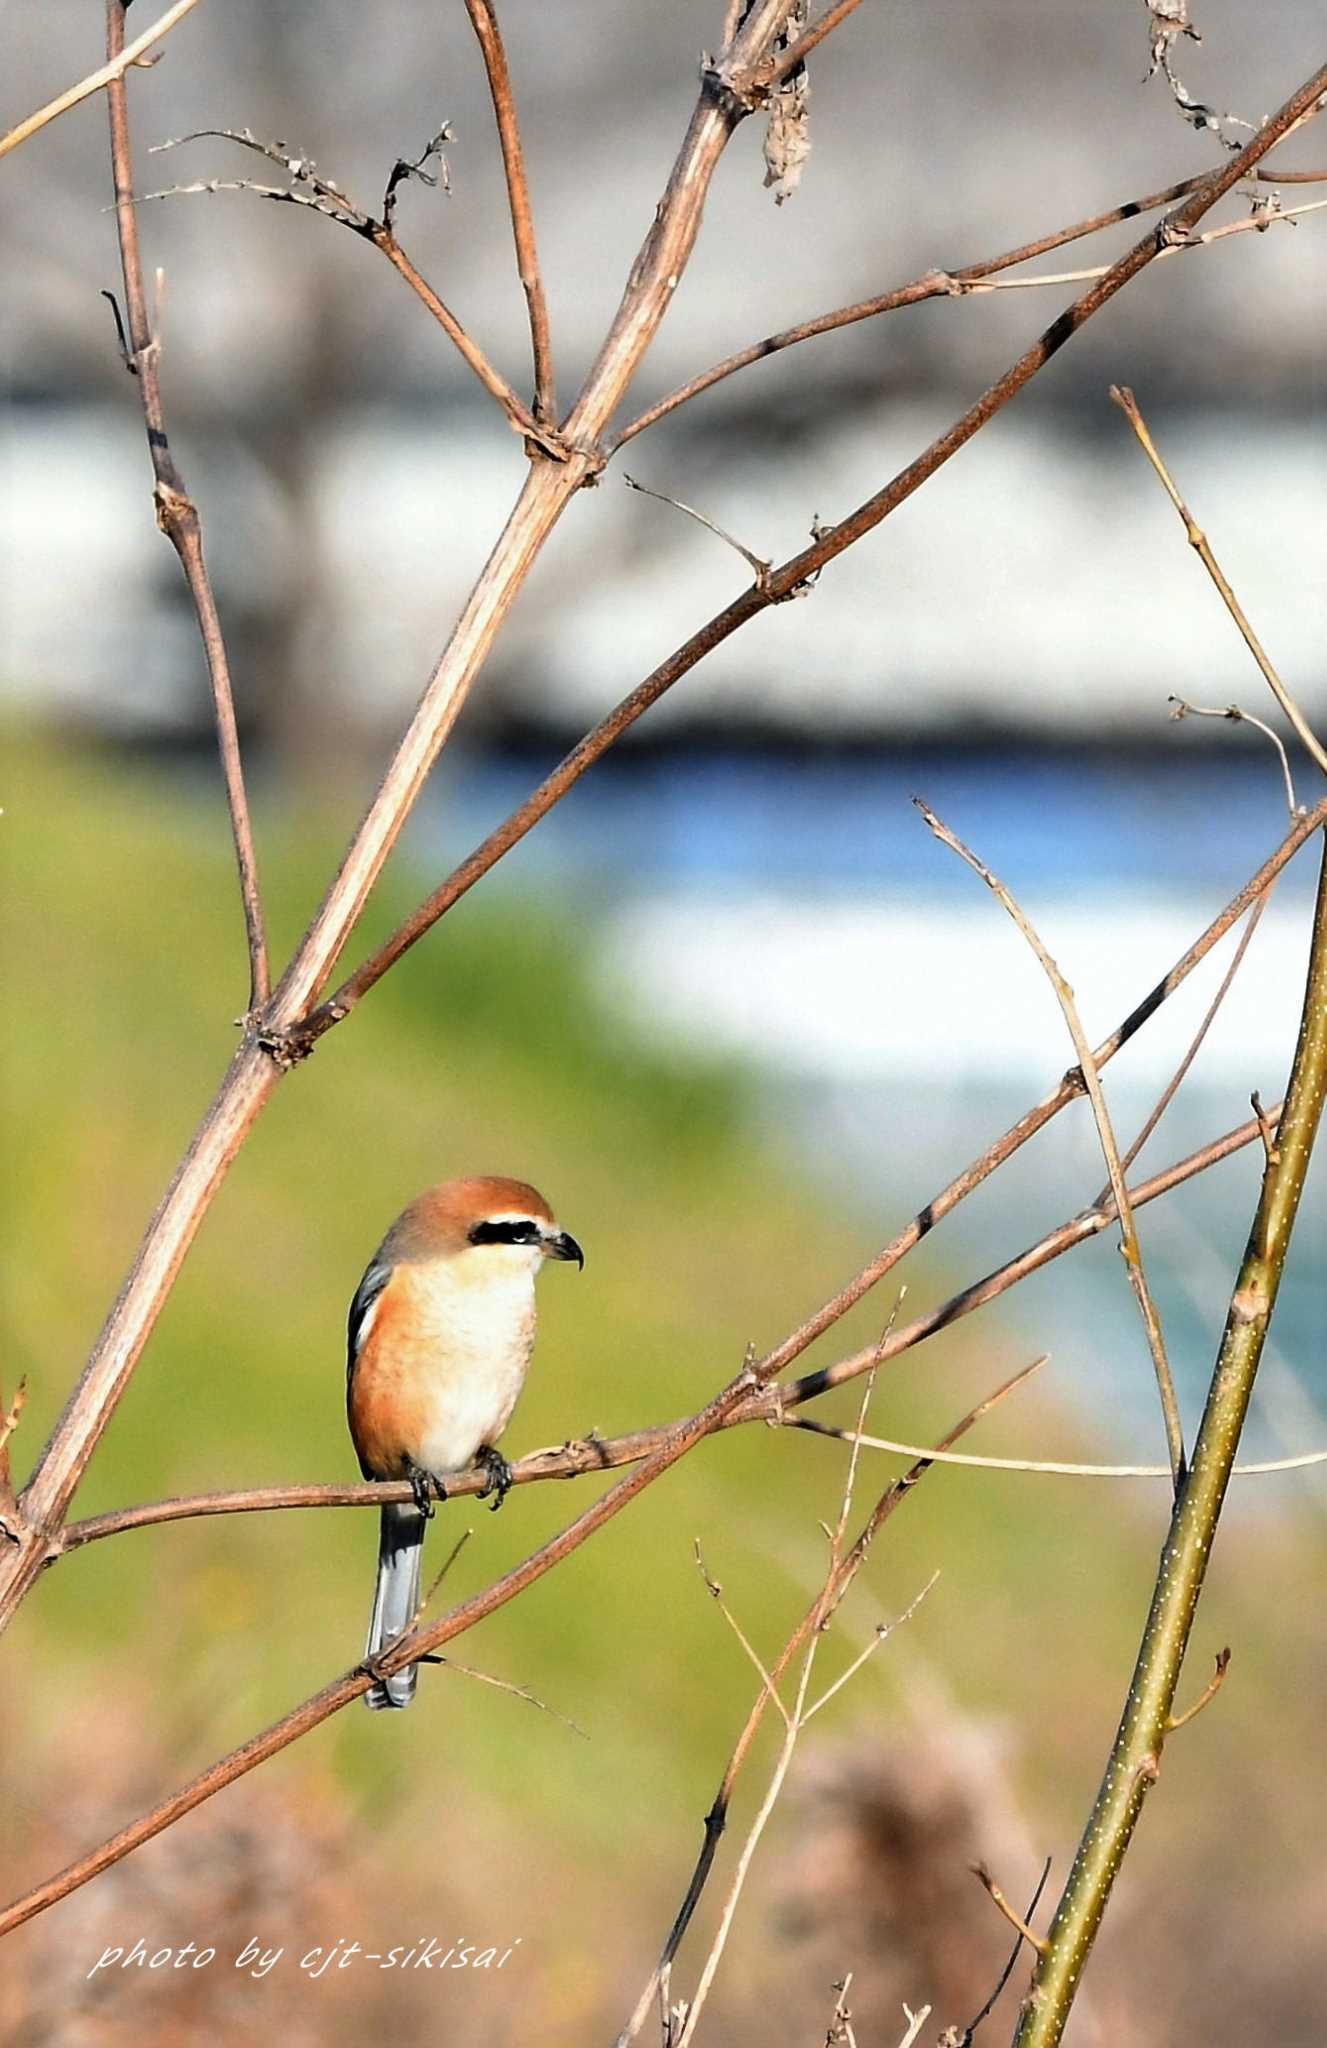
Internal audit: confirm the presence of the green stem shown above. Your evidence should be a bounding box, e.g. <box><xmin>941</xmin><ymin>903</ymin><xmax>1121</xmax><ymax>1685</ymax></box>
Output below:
<box><xmin>1013</xmin><ymin>831</ymin><xmax>1327</xmax><ymax>2047</ymax></box>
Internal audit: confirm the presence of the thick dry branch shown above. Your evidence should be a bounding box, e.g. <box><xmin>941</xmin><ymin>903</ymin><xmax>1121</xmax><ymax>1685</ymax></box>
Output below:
<box><xmin>916</xmin><ymin>802</ymin><xmax>1186</xmax><ymax>1484</ymax></box>
<box><xmin>53</xmin><ymin>1090</ymin><xmax>1288</xmax><ymax>1558</ymax></box>
<box><xmin>613</xmin><ymin>162</ymin><xmax>1327</xmax><ymax>449</ymax></box>
<box><xmin>105</xmin><ymin>6</ymin><xmax>268</xmax><ymax>1014</ymax></box>
<box><xmin>1015</xmin><ymin>834</ymin><xmax>1327</xmax><ymax>2048</ymax></box>
<box><xmin>1113</xmin><ymin>384</ymin><xmax>1327</xmax><ymax>780</ymax></box>
<box><xmin>0</xmin><ymin>0</ymin><xmax>201</xmax><ymax>162</ymax></box>
<box><xmin>462</xmin><ymin>0</ymin><xmax>556</xmax><ymax>426</ymax></box>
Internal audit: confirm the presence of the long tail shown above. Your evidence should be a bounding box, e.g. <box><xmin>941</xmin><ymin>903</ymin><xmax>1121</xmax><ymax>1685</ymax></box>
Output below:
<box><xmin>364</xmin><ymin>1503</ymin><xmax>425</xmax><ymax>1711</ymax></box>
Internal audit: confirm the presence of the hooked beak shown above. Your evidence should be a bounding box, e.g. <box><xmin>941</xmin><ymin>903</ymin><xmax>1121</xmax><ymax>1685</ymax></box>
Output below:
<box><xmin>545</xmin><ymin>1227</ymin><xmax>584</xmax><ymax>1269</ymax></box>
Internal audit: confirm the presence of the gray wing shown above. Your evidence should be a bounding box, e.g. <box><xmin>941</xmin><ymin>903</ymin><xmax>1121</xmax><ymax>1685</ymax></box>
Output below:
<box><xmin>346</xmin><ymin>1259</ymin><xmax>394</xmax><ymax>1397</ymax></box>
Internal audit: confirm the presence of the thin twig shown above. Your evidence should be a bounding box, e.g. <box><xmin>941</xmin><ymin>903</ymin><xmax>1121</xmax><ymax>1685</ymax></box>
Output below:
<box><xmin>762</xmin><ymin>0</ymin><xmax>868</xmax><ymax>87</ymax></box>
<box><xmin>427</xmin><ymin>1655</ymin><xmax>589</xmax><ymax>1739</ymax></box>
<box><xmin>1093</xmin><ymin>887</ymin><xmax>1271</xmax><ymax>1208</ymax></box>
<box><xmin>104</xmin><ymin>9</ymin><xmax>269</xmax><ymax>1013</ymax></box>
<box><xmin>789</xmin><ymin>1420</ymin><xmax>1327</xmax><ymax>1483</ymax></box>
<box><xmin>1015</xmin><ymin>836</ymin><xmax>1327</xmax><ymax>2047</ymax></box>
<box><xmin>623</xmin><ymin>473</ymin><xmax>771</xmax><ymax>584</ymax></box>
<box><xmin>960</xmin><ymin>1857</ymin><xmax>1052</xmax><ymax>2042</ymax></box>
<box><xmin>1169</xmin><ymin>698</ymin><xmax>1300</xmax><ymax>819</ymax></box>
<box><xmin>145</xmin><ymin>126</ymin><xmax>555</xmax><ymax>451</ymax></box>
<box><xmin>947</xmin><ymin>193</ymin><xmax>1327</xmax><ymax>290</ymax></box>
<box><xmin>695</xmin><ymin>1541</ymin><xmax>791</xmax><ymax>1727</ymax></box>
<box><xmin>1112</xmin><ymin>385</ymin><xmax>1327</xmax><ymax>779</ymax></box>
<box><xmin>0</xmin><ymin>0</ymin><xmax>202</xmax><ymax>163</ymax></box>
<box><xmin>916</xmin><ymin>800</ymin><xmax>1187</xmax><ymax>1488</ymax></box>
<box><xmin>1165</xmin><ymin>1646</ymin><xmax>1231</xmax><ymax>1732</ymax></box>
<box><xmin>803</xmin><ymin>1569</ymin><xmax>940</xmax><ymax>1721</ymax></box>
<box><xmin>895</xmin><ymin>2004</ymin><xmax>932</xmax><ymax>2048</ymax></box>
<box><xmin>972</xmin><ymin>1863</ymin><xmax>1047</xmax><ymax>1954</ymax></box>
<box><xmin>462</xmin><ymin>0</ymin><xmax>557</xmax><ymax>426</ymax></box>
<box><xmin>0</xmin><ymin>1381</ymin><xmax>26</xmax><ymax>1502</ymax></box>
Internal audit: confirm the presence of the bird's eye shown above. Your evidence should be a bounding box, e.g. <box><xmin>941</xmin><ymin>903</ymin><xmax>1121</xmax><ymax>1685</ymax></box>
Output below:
<box><xmin>469</xmin><ymin>1217</ymin><xmax>540</xmax><ymax>1248</ymax></box>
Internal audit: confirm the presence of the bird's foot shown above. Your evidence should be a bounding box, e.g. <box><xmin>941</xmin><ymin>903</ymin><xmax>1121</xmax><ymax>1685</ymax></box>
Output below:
<box><xmin>406</xmin><ymin>1460</ymin><xmax>438</xmax><ymax>1520</ymax></box>
<box><xmin>475</xmin><ymin>1443</ymin><xmax>513</xmax><ymax>1512</ymax></box>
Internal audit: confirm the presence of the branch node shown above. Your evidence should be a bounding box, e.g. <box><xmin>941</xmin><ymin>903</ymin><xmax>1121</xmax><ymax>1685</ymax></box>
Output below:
<box><xmin>255</xmin><ymin>1025</ymin><xmax>316</xmax><ymax>1072</ymax></box>
<box><xmin>700</xmin><ymin>60</ymin><xmax>762</xmax><ymax>122</ymax></box>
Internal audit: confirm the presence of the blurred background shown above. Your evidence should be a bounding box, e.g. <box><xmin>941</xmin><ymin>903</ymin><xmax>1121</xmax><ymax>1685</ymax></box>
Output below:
<box><xmin>2</xmin><ymin>2</ymin><xmax>1326</xmax><ymax>2042</ymax></box>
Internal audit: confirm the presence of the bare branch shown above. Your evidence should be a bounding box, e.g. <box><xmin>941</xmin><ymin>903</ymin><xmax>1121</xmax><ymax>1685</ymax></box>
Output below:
<box><xmin>762</xmin><ymin>0</ymin><xmax>868</xmax><ymax>87</ymax></box>
<box><xmin>613</xmin><ymin>165</ymin><xmax>1327</xmax><ymax>450</ymax></box>
<box><xmin>1168</xmin><ymin>697</ymin><xmax>1300</xmax><ymax>819</ymax></box>
<box><xmin>1165</xmin><ymin>1645</ymin><xmax>1231</xmax><ymax>1731</ymax></box>
<box><xmin>959</xmin><ymin>1856</ymin><xmax>1053</xmax><ymax>2042</ymax></box>
<box><xmin>623</xmin><ymin>472</ymin><xmax>772</xmax><ymax>584</ymax></box>
<box><xmin>695</xmin><ymin>1541</ymin><xmax>792</xmax><ymax>1728</ymax></box>
<box><xmin>104</xmin><ymin>10</ymin><xmax>268</xmax><ymax>1014</ymax></box>
<box><xmin>790</xmin><ymin>1421</ymin><xmax>1327</xmax><ymax>1483</ymax></box>
<box><xmin>1113</xmin><ymin>384</ymin><xmax>1327</xmax><ymax>780</ymax></box>
<box><xmin>0</xmin><ymin>0</ymin><xmax>202</xmax><ymax>163</ymax></box>
<box><xmin>462</xmin><ymin>0</ymin><xmax>557</xmax><ymax>425</ymax></box>
<box><xmin>972</xmin><ymin>1862</ymin><xmax>1047</xmax><ymax>1954</ymax></box>
<box><xmin>803</xmin><ymin>1569</ymin><xmax>939</xmax><ymax>1721</ymax></box>
<box><xmin>146</xmin><ymin>125</ymin><xmax>554</xmax><ymax>449</ymax></box>
<box><xmin>916</xmin><ymin>801</ymin><xmax>1187</xmax><ymax>1486</ymax></box>
<box><xmin>1094</xmin><ymin>887</ymin><xmax>1272</xmax><ymax>1207</ymax></box>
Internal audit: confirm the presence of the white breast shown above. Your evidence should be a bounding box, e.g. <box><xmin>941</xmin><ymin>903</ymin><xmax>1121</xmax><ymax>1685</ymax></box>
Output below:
<box><xmin>411</xmin><ymin>1246</ymin><xmax>539</xmax><ymax>1477</ymax></box>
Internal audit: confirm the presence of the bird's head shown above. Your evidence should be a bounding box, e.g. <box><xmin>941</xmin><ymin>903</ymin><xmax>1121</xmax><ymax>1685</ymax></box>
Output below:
<box><xmin>391</xmin><ymin>1175</ymin><xmax>584</xmax><ymax>1275</ymax></box>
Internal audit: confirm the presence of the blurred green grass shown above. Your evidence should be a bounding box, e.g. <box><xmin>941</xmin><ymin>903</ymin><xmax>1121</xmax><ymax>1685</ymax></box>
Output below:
<box><xmin>5</xmin><ymin>728</ymin><xmax>1325</xmax><ymax>2032</ymax></box>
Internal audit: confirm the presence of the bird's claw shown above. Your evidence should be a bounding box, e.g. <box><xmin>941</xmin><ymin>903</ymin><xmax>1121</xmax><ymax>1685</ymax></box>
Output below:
<box><xmin>476</xmin><ymin>1444</ymin><xmax>513</xmax><ymax>1512</ymax></box>
<box><xmin>406</xmin><ymin>1462</ymin><xmax>439</xmax><ymax>1519</ymax></box>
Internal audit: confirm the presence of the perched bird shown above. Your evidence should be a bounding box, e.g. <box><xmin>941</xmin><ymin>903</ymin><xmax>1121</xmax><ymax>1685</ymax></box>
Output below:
<box><xmin>346</xmin><ymin>1175</ymin><xmax>583</xmax><ymax>1711</ymax></box>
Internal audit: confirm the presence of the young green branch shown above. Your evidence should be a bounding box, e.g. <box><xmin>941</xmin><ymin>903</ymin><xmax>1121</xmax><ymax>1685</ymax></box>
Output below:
<box><xmin>1014</xmin><ymin>833</ymin><xmax>1327</xmax><ymax>2047</ymax></box>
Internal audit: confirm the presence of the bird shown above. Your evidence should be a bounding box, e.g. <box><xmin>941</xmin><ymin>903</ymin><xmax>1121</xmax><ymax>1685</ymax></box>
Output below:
<box><xmin>346</xmin><ymin>1175</ymin><xmax>583</xmax><ymax>1711</ymax></box>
